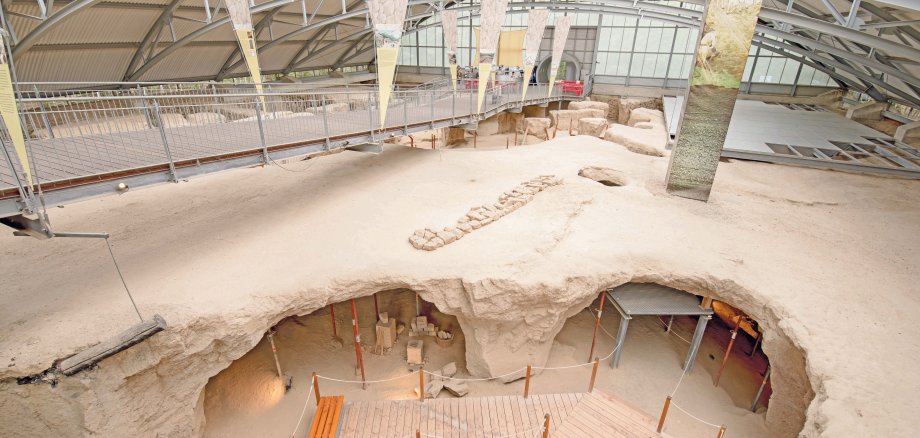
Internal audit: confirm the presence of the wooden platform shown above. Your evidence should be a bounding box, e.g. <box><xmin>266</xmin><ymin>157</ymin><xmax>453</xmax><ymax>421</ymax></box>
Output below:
<box><xmin>309</xmin><ymin>395</ymin><xmax>345</xmax><ymax>438</ymax></box>
<box><xmin>336</xmin><ymin>390</ymin><xmax>660</xmax><ymax>438</ymax></box>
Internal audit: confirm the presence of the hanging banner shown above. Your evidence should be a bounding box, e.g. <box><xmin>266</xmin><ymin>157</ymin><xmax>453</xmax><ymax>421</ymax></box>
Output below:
<box><xmin>476</xmin><ymin>0</ymin><xmax>510</xmax><ymax>113</ymax></box>
<box><xmin>497</xmin><ymin>29</ymin><xmax>526</xmax><ymax>67</ymax></box>
<box><xmin>666</xmin><ymin>0</ymin><xmax>763</xmax><ymax>201</ymax></box>
<box><xmin>548</xmin><ymin>16</ymin><xmax>570</xmax><ymax>97</ymax></box>
<box><xmin>225</xmin><ymin>0</ymin><xmax>266</xmax><ymax>110</ymax></box>
<box><xmin>368</xmin><ymin>0</ymin><xmax>410</xmax><ymax>128</ymax></box>
<box><xmin>0</xmin><ymin>34</ymin><xmax>31</xmax><ymax>188</ymax></box>
<box><xmin>521</xmin><ymin>9</ymin><xmax>548</xmax><ymax>101</ymax></box>
<box><xmin>441</xmin><ymin>10</ymin><xmax>459</xmax><ymax>91</ymax></box>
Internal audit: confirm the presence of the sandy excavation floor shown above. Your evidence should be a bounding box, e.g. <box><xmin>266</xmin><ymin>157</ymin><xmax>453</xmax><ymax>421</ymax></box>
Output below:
<box><xmin>204</xmin><ymin>291</ymin><xmax>769</xmax><ymax>438</ymax></box>
<box><xmin>1</xmin><ymin>134</ymin><xmax>919</xmax><ymax>437</ymax></box>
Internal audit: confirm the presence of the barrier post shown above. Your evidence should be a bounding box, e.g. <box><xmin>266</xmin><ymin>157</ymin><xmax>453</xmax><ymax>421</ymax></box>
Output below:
<box><xmin>657</xmin><ymin>395</ymin><xmax>672</xmax><ymax>433</ymax></box>
<box><xmin>416</xmin><ymin>430</ymin><xmax>421</xmax><ymax>438</ymax></box>
<box><xmin>589</xmin><ymin>358</ymin><xmax>599</xmax><ymax>392</ymax></box>
<box><xmin>524</xmin><ymin>365</ymin><xmax>532</xmax><ymax>398</ymax></box>
<box><xmin>312</xmin><ymin>372</ymin><xmax>321</xmax><ymax>405</ymax></box>
<box><xmin>541</xmin><ymin>414</ymin><xmax>550</xmax><ymax>438</ymax></box>
<box><xmin>349</xmin><ymin>299</ymin><xmax>367</xmax><ymax>389</ymax></box>
<box><xmin>717</xmin><ymin>425</ymin><xmax>727</xmax><ymax>438</ymax></box>
<box><xmin>419</xmin><ymin>366</ymin><xmax>425</xmax><ymax>401</ymax></box>
<box><xmin>588</xmin><ymin>291</ymin><xmax>605</xmax><ymax>362</ymax></box>
<box><xmin>715</xmin><ymin>316</ymin><xmax>742</xmax><ymax>387</ymax></box>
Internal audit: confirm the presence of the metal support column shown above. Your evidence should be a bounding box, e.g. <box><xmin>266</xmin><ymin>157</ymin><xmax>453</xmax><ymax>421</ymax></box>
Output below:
<box><xmin>610</xmin><ymin>314</ymin><xmax>630</xmax><ymax>368</ymax></box>
<box><xmin>151</xmin><ymin>102</ymin><xmax>177</xmax><ymax>182</ymax></box>
<box><xmin>683</xmin><ymin>315</ymin><xmax>711</xmax><ymax>372</ymax></box>
<box><xmin>255</xmin><ymin>98</ymin><xmax>268</xmax><ymax>164</ymax></box>
<box><xmin>751</xmin><ymin>364</ymin><xmax>771</xmax><ymax>411</ymax></box>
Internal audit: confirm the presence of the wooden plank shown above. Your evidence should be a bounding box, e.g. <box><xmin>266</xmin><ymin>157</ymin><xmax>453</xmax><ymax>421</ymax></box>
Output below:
<box><xmin>502</xmin><ymin>396</ymin><xmax>516</xmax><ymax>436</ymax></box>
<box><xmin>341</xmin><ymin>402</ymin><xmax>357</xmax><ymax>435</ymax></box>
<box><xmin>509</xmin><ymin>395</ymin><xmax>524</xmax><ymax>435</ymax></box>
<box><xmin>362</xmin><ymin>400</ymin><xmax>377</xmax><ymax>438</ymax></box>
<box><xmin>308</xmin><ymin>397</ymin><xmax>327</xmax><ymax>438</ymax></box>
<box><xmin>380</xmin><ymin>399</ymin><xmax>393</xmax><ymax>438</ymax></box>
<box><xmin>581</xmin><ymin>393</ymin><xmax>654</xmax><ymax>433</ymax></box>
<box><xmin>326</xmin><ymin>396</ymin><xmax>344</xmax><ymax>438</ymax></box>
<box><xmin>457</xmin><ymin>397</ymin><xmax>469</xmax><ymax>438</ymax></box>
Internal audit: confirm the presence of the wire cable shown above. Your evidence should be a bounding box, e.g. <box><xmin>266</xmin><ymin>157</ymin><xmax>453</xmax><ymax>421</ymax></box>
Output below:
<box><xmin>104</xmin><ymin>237</ymin><xmax>143</xmax><ymax>322</ymax></box>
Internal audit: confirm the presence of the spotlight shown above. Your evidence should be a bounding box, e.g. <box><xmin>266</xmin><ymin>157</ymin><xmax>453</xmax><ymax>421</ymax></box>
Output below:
<box><xmin>116</xmin><ymin>182</ymin><xmax>129</xmax><ymax>193</ymax></box>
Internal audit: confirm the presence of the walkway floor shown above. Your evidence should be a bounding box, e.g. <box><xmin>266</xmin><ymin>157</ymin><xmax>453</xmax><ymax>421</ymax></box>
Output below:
<box><xmin>337</xmin><ymin>390</ymin><xmax>660</xmax><ymax>438</ymax></box>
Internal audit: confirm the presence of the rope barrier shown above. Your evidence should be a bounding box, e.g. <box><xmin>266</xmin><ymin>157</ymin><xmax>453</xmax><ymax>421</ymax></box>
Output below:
<box><xmin>424</xmin><ymin>367</ymin><xmax>527</xmax><ymax>382</ymax></box>
<box><xmin>289</xmin><ymin>380</ymin><xmax>315</xmax><ymax>438</ymax></box>
<box><xmin>315</xmin><ymin>369</ymin><xmax>420</xmax><ymax>384</ymax></box>
<box><xmin>670</xmin><ymin>401</ymin><xmax>723</xmax><ymax>429</ymax></box>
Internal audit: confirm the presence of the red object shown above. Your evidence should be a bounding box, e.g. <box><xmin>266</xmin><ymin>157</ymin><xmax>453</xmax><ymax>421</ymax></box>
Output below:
<box><xmin>559</xmin><ymin>80</ymin><xmax>584</xmax><ymax>96</ymax></box>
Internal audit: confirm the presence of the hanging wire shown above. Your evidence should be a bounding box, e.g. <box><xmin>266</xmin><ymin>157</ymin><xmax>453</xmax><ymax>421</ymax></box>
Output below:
<box><xmin>104</xmin><ymin>237</ymin><xmax>143</xmax><ymax>322</ymax></box>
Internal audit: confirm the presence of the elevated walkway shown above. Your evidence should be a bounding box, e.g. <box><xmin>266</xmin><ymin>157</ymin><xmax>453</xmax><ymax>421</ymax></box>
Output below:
<box><xmin>336</xmin><ymin>390</ymin><xmax>660</xmax><ymax>438</ymax></box>
<box><xmin>1</xmin><ymin>81</ymin><xmax>578</xmax><ymax>219</ymax></box>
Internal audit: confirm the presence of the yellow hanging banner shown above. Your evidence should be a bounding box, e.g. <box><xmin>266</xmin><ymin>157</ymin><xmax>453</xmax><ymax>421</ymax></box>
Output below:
<box><xmin>521</xmin><ymin>64</ymin><xmax>533</xmax><ymax>101</ymax></box>
<box><xmin>376</xmin><ymin>46</ymin><xmax>399</xmax><ymax>127</ymax></box>
<box><xmin>477</xmin><ymin>62</ymin><xmax>491</xmax><ymax>113</ymax></box>
<box><xmin>0</xmin><ymin>63</ymin><xmax>32</xmax><ymax>187</ymax></box>
<box><xmin>234</xmin><ymin>28</ymin><xmax>266</xmax><ymax>111</ymax></box>
<box><xmin>449</xmin><ymin>63</ymin><xmax>457</xmax><ymax>92</ymax></box>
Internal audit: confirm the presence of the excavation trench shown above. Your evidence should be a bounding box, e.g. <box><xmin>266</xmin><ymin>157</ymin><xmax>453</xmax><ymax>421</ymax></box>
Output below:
<box><xmin>2</xmin><ymin>276</ymin><xmax>814</xmax><ymax>438</ymax></box>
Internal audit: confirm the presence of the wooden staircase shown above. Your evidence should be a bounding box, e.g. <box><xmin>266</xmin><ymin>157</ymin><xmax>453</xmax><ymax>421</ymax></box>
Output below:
<box><xmin>309</xmin><ymin>395</ymin><xmax>345</xmax><ymax>438</ymax></box>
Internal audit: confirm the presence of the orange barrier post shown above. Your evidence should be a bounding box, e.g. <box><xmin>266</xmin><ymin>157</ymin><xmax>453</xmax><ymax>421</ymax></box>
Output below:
<box><xmin>588</xmin><ymin>291</ymin><xmax>605</xmax><ymax>362</ymax></box>
<box><xmin>657</xmin><ymin>396</ymin><xmax>672</xmax><ymax>433</ymax></box>
<box><xmin>589</xmin><ymin>358</ymin><xmax>599</xmax><ymax>392</ymax></box>
<box><xmin>416</xmin><ymin>430</ymin><xmax>421</xmax><ymax>438</ymax></box>
<box><xmin>715</xmin><ymin>317</ymin><xmax>742</xmax><ymax>387</ymax></box>
<box><xmin>717</xmin><ymin>425</ymin><xmax>727</xmax><ymax>438</ymax></box>
<box><xmin>329</xmin><ymin>304</ymin><xmax>337</xmax><ymax>338</ymax></box>
<box><xmin>542</xmin><ymin>414</ymin><xmax>550</xmax><ymax>438</ymax></box>
<box><xmin>312</xmin><ymin>372</ymin><xmax>321</xmax><ymax>406</ymax></box>
<box><xmin>419</xmin><ymin>366</ymin><xmax>425</xmax><ymax>401</ymax></box>
<box><xmin>524</xmin><ymin>365</ymin><xmax>532</xmax><ymax>398</ymax></box>
<box><xmin>350</xmin><ymin>299</ymin><xmax>367</xmax><ymax>389</ymax></box>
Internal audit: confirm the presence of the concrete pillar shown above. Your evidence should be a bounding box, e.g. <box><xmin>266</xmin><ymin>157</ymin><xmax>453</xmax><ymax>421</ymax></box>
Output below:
<box><xmin>610</xmin><ymin>315</ymin><xmax>630</xmax><ymax>368</ymax></box>
<box><xmin>683</xmin><ymin>315</ymin><xmax>711</xmax><ymax>372</ymax></box>
<box><xmin>895</xmin><ymin>120</ymin><xmax>920</xmax><ymax>143</ymax></box>
<box><xmin>846</xmin><ymin>101</ymin><xmax>889</xmax><ymax>120</ymax></box>
<box><xmin>665</xmin><ymin>0</ymin><xmax>764</xmax><ymax>202</ymax></box>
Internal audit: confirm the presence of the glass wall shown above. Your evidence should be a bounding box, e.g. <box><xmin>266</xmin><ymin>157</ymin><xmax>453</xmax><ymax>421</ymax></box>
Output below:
<box><xmin>397</xmin><ymin>3</ymin><xmax>837</xmax><ymax>89</ymax></box>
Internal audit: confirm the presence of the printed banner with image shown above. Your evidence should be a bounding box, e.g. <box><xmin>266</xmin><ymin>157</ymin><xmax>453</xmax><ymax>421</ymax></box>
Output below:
<box><xmin>441</xmin><ymin>10</ymin><xmax>459</xmax><ymax>91</ymax></box>
<box><xmin>521</xmin><ymin>9</ymin><xmax>548</xmax><ymax>101</ymax></box>
<box><xmin>548</xmin><ymin>16</ymin><xmax>570</xmax><ymax>97</ymax></box>
<box><xmin>225</xmin><ymin>0</ymin><xmax>265</xmax><ymax>110</ymax></box>
<box><xmin>367</xmin><ymin>0</ymin><xmax>410</xmax><ymax>127</ymax></box>
<box><xmin>0</xmin><ymin>34</ymin><xmax>31</xmax><ymax>187</ymax></box>
<box><xmin>476</xmin><ymin>0</ymin><xmax>510</xmax><ymax>113</ymax></box>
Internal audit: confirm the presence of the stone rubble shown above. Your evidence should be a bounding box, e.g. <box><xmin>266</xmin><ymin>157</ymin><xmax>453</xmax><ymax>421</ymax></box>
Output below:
<box><xmin>409</xmin><ymin>175</ymin><xmax>564</xmax><ymax>251</ymax></box>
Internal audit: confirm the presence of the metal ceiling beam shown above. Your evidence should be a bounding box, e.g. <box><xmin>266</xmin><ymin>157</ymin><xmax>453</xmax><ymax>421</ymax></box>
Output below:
<box><xmin>123</xmin><ymin>0</ymin><xmax>184</xmax><ymax>82</ymax></box>
<box><xmin>215</xmin><ymin>7</ymin><xmax>286</xmax><ymax>81</ymax></box>
<box><xmin>11</xmin><ymin>0</ymin><xmax>105</xmax><ymax>58</ymax></box>
<box><xmin>127</xmin><ymin>0</ymin><xmax>294</xmax><ymax>81</ymax></box>
<box><xmin>282</xmin><ymin>23</ymin><xmax>335</xmax><ymax>74</ymax></box>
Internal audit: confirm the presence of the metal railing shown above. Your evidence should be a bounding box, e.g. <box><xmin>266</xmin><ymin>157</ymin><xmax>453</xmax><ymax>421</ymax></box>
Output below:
<box><xmin>1</xmin><ymin>80</ymin><xmax>575</xmax><ymax>204</ymax></box>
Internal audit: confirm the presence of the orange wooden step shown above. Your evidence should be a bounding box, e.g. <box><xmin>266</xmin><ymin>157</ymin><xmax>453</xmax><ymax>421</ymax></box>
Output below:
<box><xmin>309</xmin><ymin>395</ymin><xmax>345</xmax><ymax>438</ymax></box>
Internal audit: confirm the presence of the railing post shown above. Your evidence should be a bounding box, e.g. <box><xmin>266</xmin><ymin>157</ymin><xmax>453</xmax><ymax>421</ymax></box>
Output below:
<box><xmin>541</xmin><ymin>414</ymin><xmax>550</xmax><ymax>438</ymax></box>
<box><xmin>368</xmin><ymin>91</ymin><xmax>375</xmax><ymax>137</ymax></box>
<box><xmin>320</xmin><ymin>95</ymin><xmax>331</xmax><ymax>150</ymax></box>
<box><xmin>33</xmin><ymin>85</ymin><xmax>54</xmax><ymax>139</ymax></box>
<box><xmin>312</xmin><ymin>372</ymin><xmax>321</xmax><ymax>405</ymax></box>
<box><xmin>403</xmin><ymin>93</ymin><xmax>409</xmax><ymax>135</ymax></box>
<box><xmin>451</xmin><ymin>89</ymin><xmax>456</xmax><ymax>123</ymax></box>
<box><xmin>419</xmin><ymin>366</ymin><xmax>425</xmax><ymax>401</ymax></box>
<box><xmin>151</xmin><ymin>102</ymin><xmax>178</xmax><ymax>182</ymax></box>
<box><xmin>657</xmin><ymin>395</ymin><xmax>672</xmax><ymax>433</ymax></box>
<box><xmin>140</xmin><ymin>86</ymin><xmax>154</xmax><ymax>129</ymax></box>
<box><xmin>429</xmin><ymin>92</ymin><xmax>435</xmax><ymax>129</ymax></box>
<box><xmin>589</xmin><ymin>357</ymin><xmax>599</xmax><ymax>392</ymax></box>
<box><xmin>524</xmin><ymin>365</ymin><xmax>532</xmax><ymax>398</ymax></box>
<box><xmin>254</xmin><ymin>98</ymin><xmax>268</xmax><ymax>164</ymax></box>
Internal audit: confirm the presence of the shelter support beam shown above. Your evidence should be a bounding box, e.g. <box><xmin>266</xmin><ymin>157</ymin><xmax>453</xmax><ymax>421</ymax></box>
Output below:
<box><xmin>683</xmin><ymin>315</ymin><xmax>711</xmax><ymax>372</ymax></box>
<box><xmin>610</xmin><ymin>314</ymin><xmax>629</xmax><ymax>368</ymax></box>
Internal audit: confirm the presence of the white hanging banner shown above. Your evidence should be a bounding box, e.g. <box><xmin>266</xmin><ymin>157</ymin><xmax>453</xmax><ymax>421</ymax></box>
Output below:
<box><xmin>368</xmin><ymin>0</ymin><xmax>410</xmax><ymax>128</ymax></box>
<box><xmin>441</xmin><ymin>10</ymin><xmax>459</xmax><ymax>91</ymax></box>
<box><xmin>521</xmin><ymin>9</ymin><xmax>548</xmax><ymax>101</ymax></box>
<box><xmin>548</xmin><ymin>16</ymin><xmax>570</xmax><ymax>97</ymax></box>
<box><xmin>0</xmin><ymin>34</ymin><xmax>31</xmax><ymax>187</ymax></box>
<box><xmin>476</xmin><ymin>0</ymin><xmax>509</xmax><ymax>113</ymax></box>
<box><xmin>225</xmin><ymin>0</ymin><xmax>266</xmax><ymax>110</ymax></box>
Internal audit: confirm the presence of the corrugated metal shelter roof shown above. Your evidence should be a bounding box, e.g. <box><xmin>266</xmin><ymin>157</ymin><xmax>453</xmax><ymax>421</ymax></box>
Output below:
<box><xmin>1</xmin><ymin>0</ymin><xmax>918</xmax><ymax>105</ymax></box>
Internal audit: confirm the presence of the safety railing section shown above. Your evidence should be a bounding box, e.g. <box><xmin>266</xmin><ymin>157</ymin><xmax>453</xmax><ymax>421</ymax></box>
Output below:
<box><xmin>1</xmin><ymin>80</ymin><xmax>573</xmax><ymax>197</ymax></box>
